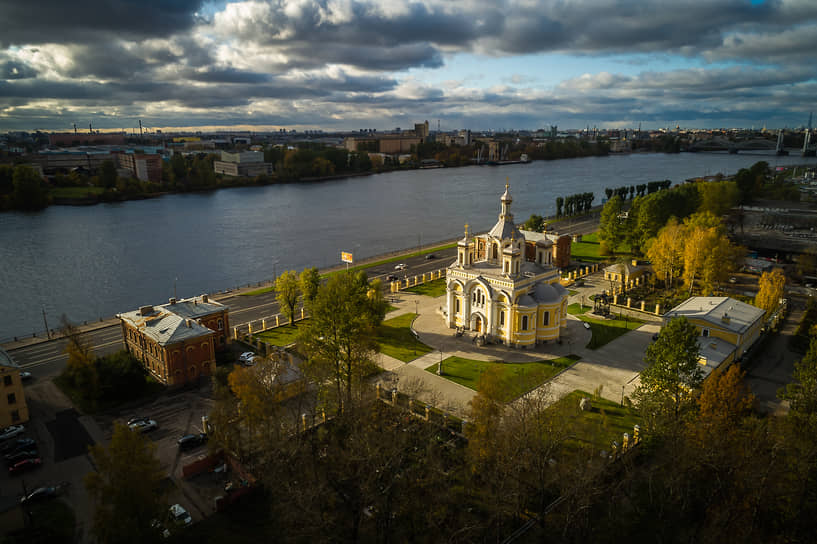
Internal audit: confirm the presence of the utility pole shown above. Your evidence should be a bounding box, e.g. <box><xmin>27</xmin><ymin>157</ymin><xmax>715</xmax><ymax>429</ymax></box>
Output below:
<box><xmin>42</xmin><ymin>307</ymin><xmax>50</xmax><ymax>339</ymax></box>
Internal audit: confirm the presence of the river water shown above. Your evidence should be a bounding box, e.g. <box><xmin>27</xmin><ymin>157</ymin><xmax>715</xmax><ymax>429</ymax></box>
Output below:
<box><xmin>1</xmin><ymin>151</ymin><xmax>814</xmax><ymax>341</ymax></box>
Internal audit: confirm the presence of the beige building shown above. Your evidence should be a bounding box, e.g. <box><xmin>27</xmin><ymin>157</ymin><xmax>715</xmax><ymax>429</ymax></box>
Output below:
<box><xmin>0</xmin><ymin>347</ymin><xmax>29</xmax><ymax>428</ymax></box>
<box><xmin>214</xmin><ymin>150</ymin><xmax>274</xmax><ymax>177</ymax></box>
<box><xmin>665</xmin><ymin>296</ymin><xmax>765</xmax><ymax>377</ymax></box>
<box><xmin>446</xmin><ymin>184</ymin><xmax>569</xmax><ymax>347</ymax></box>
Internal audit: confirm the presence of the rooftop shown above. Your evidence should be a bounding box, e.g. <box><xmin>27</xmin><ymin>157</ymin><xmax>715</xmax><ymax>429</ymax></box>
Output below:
<box><xmin>0</xmin><ymin>346</ymin><xmax>20</xmax><ymax>369</ymax></box>
<box><xmin>667</xmin><ymin>297</ymin><xmax>764</xmax><ymax>335</ymax></box>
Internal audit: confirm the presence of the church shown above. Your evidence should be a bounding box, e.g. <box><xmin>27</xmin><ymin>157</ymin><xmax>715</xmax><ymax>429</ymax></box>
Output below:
<box><xmin>445</xmin><ymin>184</ymin><xmax>569</xmax><ymax>347</ymax></box>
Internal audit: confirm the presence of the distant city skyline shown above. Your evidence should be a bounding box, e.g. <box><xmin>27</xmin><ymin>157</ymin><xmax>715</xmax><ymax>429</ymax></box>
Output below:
<box><xmin>1</xmin><ymin>0</ymin><xmax>816</xmax><ymax>132</ymax></box>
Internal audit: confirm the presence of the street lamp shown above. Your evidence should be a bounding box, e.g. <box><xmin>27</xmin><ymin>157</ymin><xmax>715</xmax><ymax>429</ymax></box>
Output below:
<box><xmin>437</xmin><ymin>350</ymin><xmax>443</xmax><ymax>376</ymax></box>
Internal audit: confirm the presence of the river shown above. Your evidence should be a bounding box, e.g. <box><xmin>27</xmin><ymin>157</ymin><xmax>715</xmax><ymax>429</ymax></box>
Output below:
<box><xmin>1</xmin><ymin>151</ymin><xmax>814</xmax><ymax>341</ymax></box>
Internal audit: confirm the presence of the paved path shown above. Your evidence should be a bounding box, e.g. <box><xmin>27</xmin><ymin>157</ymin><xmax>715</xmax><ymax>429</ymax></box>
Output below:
<box><xmin>374</xmin><ymin>272</ymin><xmax>662</xmax><ymax>417</ymax></box>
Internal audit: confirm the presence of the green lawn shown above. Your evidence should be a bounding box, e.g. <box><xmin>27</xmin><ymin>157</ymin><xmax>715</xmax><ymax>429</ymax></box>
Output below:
<box><xmin>567</xmin><ymin>302</ymin><xmax>592</xmax><ymax>315</ymax></box>
<box><xmin>550</xmin><ymin>390</ymin><xmax>642</xmax><ymax>451</ymax></box>
<box><xmin>405</xmin><ymin>278</ymin><xmax>447</xmax><ymax>298</ymax></box>
<box><xmin>570</xmin><ymin>232</ymin><xmax>607</xmax><ymax>263</ymax></box>
<box><xmin>257</xmin><ymin>320</ymin><xmax>308</xmax><ymax>346</ymax></box>
<box><xmin>241</xmin><ymin>285</ymin><xmax>275</xmax><ymax>296</ymax></box>
<box><xmin>377</xmin><ymin>313</ymin><xmax>433</xmax><ymax>362</ymax></box>
<box><xmin>50</xmin><ymin>186</ymin><xmax>106</xmax><ymax>198</ymax></box>
<box><xmin>574</xmin><ymin>313</ymin><xmax>644</xmax><ymax>350</ymax></box>
<box><xmin>425</xmin><ymin>355</ymin><xmax>580</xmax><ymax>402</ymax></box>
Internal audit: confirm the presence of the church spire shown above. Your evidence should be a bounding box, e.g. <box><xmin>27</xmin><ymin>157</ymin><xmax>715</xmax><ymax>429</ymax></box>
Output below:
<box><xmin>499</xmin><ymin>178</ymin><xmax>513</xmax><ymax>222</ymax></box>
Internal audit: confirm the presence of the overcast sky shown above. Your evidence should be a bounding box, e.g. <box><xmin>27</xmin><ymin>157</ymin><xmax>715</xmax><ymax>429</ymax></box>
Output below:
<box><xmin>1</xmin><ymin>0</ymin><xmax>815</xmax><ymax>132</ymax></box>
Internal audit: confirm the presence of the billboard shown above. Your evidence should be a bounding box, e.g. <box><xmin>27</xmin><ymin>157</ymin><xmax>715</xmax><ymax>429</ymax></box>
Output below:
<box><xmin>341</xmin><ymin>251</ymin><xmax>354</xmax><ymax>264</ymax></box>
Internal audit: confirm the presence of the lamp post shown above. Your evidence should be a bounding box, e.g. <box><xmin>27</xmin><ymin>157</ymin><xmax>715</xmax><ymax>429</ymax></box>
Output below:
<box><xmin>413</xmin><ymin>300</ymin><xmax>419</xmax><ymax>355</ymax></box>
<box><xmin>437</xmin><ymin>350</ymin><xmax>443</xmax><ymax>376</ymax></box>
<box><xmin>621</xmin><ymin>384</ymin><xmax>625</xmax><ymax>407</ymax></box>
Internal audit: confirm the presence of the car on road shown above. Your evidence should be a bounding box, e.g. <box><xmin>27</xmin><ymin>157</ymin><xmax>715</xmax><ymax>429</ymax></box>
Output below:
<box><xmin>238</xmin><ymin>352</ymin><xmax>256</xmax><ymax>364</ymax></box>
<box><xmin>424</xmin><ymin>254</ymin><xmax>436</xmax><ymax>260</ymax></box>
<box><xmin>19</xmin><ymin>371</ymin><xmax>33</xmax><ymax>382</ymax></box>
<box><xmin>0</xmin><ymin>425</ymin><xmax>25</xmax><ymax>442</ymax></box>
<box><xmin>128</xmin><ymin>419</ymin><xmax>158</xmax><ymax>433</ymax></box>
<box><xmin>127</xmin><ymin>416</ymin><xmax>151</xmax><ymax>426</ymax></box>
<box><xmin>8</xmin><ymin>457</ymin><xmax>42</xmax><ymax>475</ymax></box>
<box><xmin>178</xmin><ymin>433</ymin><xmax>208</xmax><ymax>451</ymax></box>
<box><xmin>169</xmin><ymin>503</ymin><xmax>192</xmax><ymax>527</ymax></box>
<box><xmin>1</xmin><ymin>437</ymin><xmax>35</xmax><ymax>455</ymax></box>
<box><xmin>394</xmin><ymin>263</ymin><xmax>407</xmax><ymax>270</ymax></box>
<box><xmin>386</xmin><ymin>274</ymin><xmax>399</xmax><ymax>282</ymax></box>
<box><xmin>5</xmin><ymin>449</ymin><xmax>38</xmax><ymax>465</ymax></box>
<box><xmin>729</xmin><ymin>277</ymin><xmax>737</xmax><ymax>284</ymax></box>
<box><xmin>20</xmin><ymin>485</ymin><xmax>60</xmax><ymax>505</ymax></box>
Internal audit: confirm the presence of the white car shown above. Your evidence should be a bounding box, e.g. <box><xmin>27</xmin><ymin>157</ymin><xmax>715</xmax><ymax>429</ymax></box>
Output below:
<box><xmin>128</xmin><ymin>419</ymin><xmax>157</xmax><ymax>433</ymax></box>
<box><xmin>394</xmin><ymin>263</ymin><xmax>407</xmax><ymax>270</ymax></box>
<box><xmin>169</xmin><ymin>503</ymin><xmax>192</xmax><ymax>527</ymax></box>
<box><xmin>238</xmin><ymin>352</ymin><xmax>255</xmax><ymax>364</ymax></box>
<box><xmin>0</xmin><ymin>425</ymin><xmax>25</xmax><ymax>442</ymax></box>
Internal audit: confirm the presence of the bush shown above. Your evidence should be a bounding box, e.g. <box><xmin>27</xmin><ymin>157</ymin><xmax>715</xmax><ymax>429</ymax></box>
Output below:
<box><xmin>59</xmin><ymin>350</ymin><xmax>157</xmax><ymax>410</ymax></box>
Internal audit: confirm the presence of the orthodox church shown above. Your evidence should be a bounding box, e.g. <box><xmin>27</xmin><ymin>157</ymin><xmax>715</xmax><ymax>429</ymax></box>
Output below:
<box><xmin>445</xmin><ymin>184</ymin><xmax>569</xmax><ymax>347</ymax></box>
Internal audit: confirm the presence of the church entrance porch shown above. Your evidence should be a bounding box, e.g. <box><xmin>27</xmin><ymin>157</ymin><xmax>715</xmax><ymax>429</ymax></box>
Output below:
<box><xmin>470</xmin><ymin>313</ymin><xmax>485</xmax><ymax>334</ymax></box>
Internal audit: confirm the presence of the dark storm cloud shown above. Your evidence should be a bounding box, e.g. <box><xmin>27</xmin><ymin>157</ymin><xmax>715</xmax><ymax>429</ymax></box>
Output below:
<box><xmin>1</xmin><ymin>61</ymin><xmax>37</xmax><ymax>80</ymax></box>
<box><xmin>0</xmin><ymin>0</ymin><xmax>204</xmax><ymax>47</ymax></box>
<box><xmin>186</xmin><ymin>67</ymin><xmax>272</xmax><ymax>83</ymax></box>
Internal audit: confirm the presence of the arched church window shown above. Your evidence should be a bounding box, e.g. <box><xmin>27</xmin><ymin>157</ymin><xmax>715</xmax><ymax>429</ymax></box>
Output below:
<box><xmin>521</xmin><ymin>315</ymin><xmax>528</xmax><ymax>330</ymax></box>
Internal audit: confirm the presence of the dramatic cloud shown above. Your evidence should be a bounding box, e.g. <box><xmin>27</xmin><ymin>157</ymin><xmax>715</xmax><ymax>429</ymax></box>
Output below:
<box><xmin>1</xmin><ymin>0</ymin><xmax>816</xmax><ymax>131</ymax></box>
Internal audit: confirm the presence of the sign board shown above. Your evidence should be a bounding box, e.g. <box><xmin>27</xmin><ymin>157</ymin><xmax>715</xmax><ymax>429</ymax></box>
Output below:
<box><xmin>341</xmin><ymin>251</ymin><xmax>354</xmax><ymax>264</ymax></box>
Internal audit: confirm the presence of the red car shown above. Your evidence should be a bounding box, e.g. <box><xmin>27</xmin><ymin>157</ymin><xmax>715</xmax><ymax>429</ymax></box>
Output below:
<box><xmin>8</xmin><ymin>457</ymin><xmax>42</xmax><ymax>475</ymax></box>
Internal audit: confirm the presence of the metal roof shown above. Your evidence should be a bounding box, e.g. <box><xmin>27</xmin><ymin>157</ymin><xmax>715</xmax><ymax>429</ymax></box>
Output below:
<box><xmin>119</xmin><ymin>307</ymin><xmax>214</xmax><ymax>346</ymax></box>
<box><xmin>667</xmin><ymin>297</ymin><xmax>764</xmax><ymax>335</ymax></box>
<box><xmin>161</xmin><ymin>297</ymin><xmax>226</xmax><ymax>319</ymax></box>
<box><xmin>0</xmin><ymin>347</ymin><xmax>20</xmax><ymax>369</ymax></box>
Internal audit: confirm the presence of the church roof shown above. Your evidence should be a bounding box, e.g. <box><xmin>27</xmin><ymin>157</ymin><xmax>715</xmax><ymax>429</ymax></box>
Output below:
<box><xmin>516</xmin><ymin>294</ymin><xmax>537</xmax><ymax>307</ymax></box>
<box><xmin>489</xmin><ymin>219</ymin><xmax>523</xmax><ymax>241</ymax></box>
<box><xmin>532</xmin><ymin>282</ymin><xmax>568</xmax><ymax>304</ymax></box>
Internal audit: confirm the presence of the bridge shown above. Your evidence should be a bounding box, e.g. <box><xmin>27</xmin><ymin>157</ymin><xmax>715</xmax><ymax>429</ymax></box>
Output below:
<box><xmin>688</xmin><ymin>130</ymin><xmax>789</xmax><ymax>155</ymax></box>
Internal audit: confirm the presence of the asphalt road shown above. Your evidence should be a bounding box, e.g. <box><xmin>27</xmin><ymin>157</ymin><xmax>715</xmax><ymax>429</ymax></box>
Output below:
<box><xmin>4</xmin><ymin>246</ymin><xmax>458</xmax><ymax>380</ymax></box>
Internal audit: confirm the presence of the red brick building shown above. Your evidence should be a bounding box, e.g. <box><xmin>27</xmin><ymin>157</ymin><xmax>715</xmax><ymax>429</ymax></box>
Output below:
<box><xmin>119</xmin><ymin>294</ymin><xmax>229</xmax><ymax>386</ymax></box>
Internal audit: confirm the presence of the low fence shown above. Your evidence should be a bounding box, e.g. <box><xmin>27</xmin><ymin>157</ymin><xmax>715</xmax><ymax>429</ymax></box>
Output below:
<box><xmin>388</xmin><ymin>268</ymin><xmax>447</xmax><ymax>293</ymax></box>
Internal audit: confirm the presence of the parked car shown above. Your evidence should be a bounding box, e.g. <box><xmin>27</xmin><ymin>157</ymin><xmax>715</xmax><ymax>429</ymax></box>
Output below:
<box><xmin>128</xmin><ymin>419</ymin><xmax>158</xmax><ymax>433</ymax></box>
<box><xmin>0</xmin><ymin>425</ymin><xmax>25</xmax><ymax>442</ymax></box>
<box><xmin>5</xmin><ymin>450</ymin><xmax>38</xmax><ymax>466</ymax></box>
<box><xmin>386</xmin><ymin>274</ymin><xmax>399</xmax><ymax>282</ymax></box>
<box><xmin>127</xmin><ymin>416</ymin><xmax>150</xmax><ymax>426</ymax></box>
<box><xmin>19</xmin><ymin>371</ymin><xmax>33</xmax><ymax>382</ymax></box>
<box><xmin>169</xmin><ymin>504</ymin><xmax>192</xmax><ymax>527</ymax></box>
<box><xmin>238</xmin><ymin>352</ymin><xmax>255</xmax><ymax>364</ymax></box>
<box><xmin>20</xmin><ymin>485</ymin><xmax>59</xmax><ymax>505</ymax></box>
<box><xmin>8</xmin><ymin>457</ymin><xmax>42</xmax><ymax>475</ymax></box>
<box><xmin>394</xmin><ymin>263</ymin><xmax>407</xmax><ymax>270</ymax></box>
<box><xmin>729</xmin><ymin>277</ymin><xmax>737</xmax><ymax>284</ymax></box>
<box><xmin>177</xmin><ymin>433</ymin><xmax>207</xmax><ymax>451</ymax></box>
<box><xmin>1</xmin><ymin>437</ymin><xmax>35</xmax><ymax>455</ymax></box>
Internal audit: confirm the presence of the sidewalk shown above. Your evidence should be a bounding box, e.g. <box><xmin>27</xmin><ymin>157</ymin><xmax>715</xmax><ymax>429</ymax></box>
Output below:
<box><xmin>376</xmin><ymin>286</ymin><xmax>659</xmax><ymax>417</ymax></box>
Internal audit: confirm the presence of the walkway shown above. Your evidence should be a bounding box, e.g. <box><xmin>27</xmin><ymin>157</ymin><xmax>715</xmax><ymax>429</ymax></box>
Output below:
<box><xmin>374</xmin><ymin>272</ymin><xmax>660</xmax><ymax>418</ymax></box>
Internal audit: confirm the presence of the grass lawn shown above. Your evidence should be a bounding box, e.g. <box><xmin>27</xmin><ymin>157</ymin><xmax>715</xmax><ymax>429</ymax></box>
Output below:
<box><xmin>257</xmin><ymin>320</ymin><xmax>307</xmax><ymax>346</ymax></box>
<box><xmin>241</xmin><ymin>285</ymin><xmax>275</xmax><ymax>296</ymax></box>
<box><xmin>425</xmin><ymin>355</ymin><xmax>580</xmax><ymax>402</ymax></box>
<box><xmin>550</xmin><ymin>390</ymin><xmax>642</xmax><ymax>452</ymax></box>
<box><xmin>567</xmin><ymin>302</ymin><xmax>592</xmax><ymax>315</ymax></box>
<box><xmin>405</xmin><ymin>278</ymin><xmax>447</xmax><ymax>298</ymax></box>
<box><xmin>377</xmin><ymin>313</ymin><xmax>433</xmax><ymax>362</ymax></box>
<box><xmin>570</xmin><ymin>232</ymin><xmax>607</xmax><ymax>263</ymax></box>
<box><xmin>50</xmin><ymin>186</ymin><xmax>106</xmax><ymax>198</ymax></box>
<box><xmin>574</xmin><ymin>313</ymin><xmax>644</xmax><ymax>350</ymax></box>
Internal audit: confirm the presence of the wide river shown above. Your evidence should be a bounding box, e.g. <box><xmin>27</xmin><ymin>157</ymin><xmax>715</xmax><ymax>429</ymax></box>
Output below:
<box><xmin>1</xmin><ymin>151</ymin><xmax>815</xmax><ymax>341</ymax></box>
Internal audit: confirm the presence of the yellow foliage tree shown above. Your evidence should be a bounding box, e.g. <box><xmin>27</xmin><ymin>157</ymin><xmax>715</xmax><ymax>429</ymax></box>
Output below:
<box><xmin>646</xmin><ymin>219</ymin><xmax>686</xmax><ymax>289</ymax></box>
<box><xmin>755</xmin><ymin>268</ymin><xmax>786</xmax><ymax>319</ymax></box>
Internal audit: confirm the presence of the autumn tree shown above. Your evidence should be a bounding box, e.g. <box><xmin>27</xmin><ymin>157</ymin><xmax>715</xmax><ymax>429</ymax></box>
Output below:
<box><xmin>85</xmin><ymin>423</ymin><xmax>167</xmax><ymax>544</ymax></box>
<box><xmin>755</xmin><ymin>268</ymin><xmax>786</xmax><ymax>319</ymax></box>
<box><xmin>598</xmin><ymin>195</ymin><xmax>625</xmax><ymax>254</ymax></box>
<box><xmin>467</xmin><ymin>366</ymin><xmax>507</xmax><ymax>468</ymax></box>
<box><xmin>299</xmin><ymin>271</ymin><xmax>386</xmax><ymax>412</ymax></box>
<box><xmin>697</xmin><ymin>180</ymin><xmax>740</xmax><ymax>216</ymax></box>
<box><xmin>299</xmin><ymin>267</ymin><xmax>321</xmax><ymax>306</ymax></box>
<box><xmin>645</xmin><ymin>219</ymin><xmax>685</xmax><ymax>289</ymax></box>
<box><xmin>275</xmin><ymin>270</ymin><xmax>301</xmax><ymax>325</ymax></box>
<box><xmin>634</xmin><ymin>316</ymin><xmax>703</xmax><ymax>430</ymax></box>
<box><xmin>61</xmin><ymin>315</ymin><xmax>100</xmax><ymax>401</ymax></box>
<box><xmin>12</xmin><ymin>164</ymin><xmax>48</xmax><ymax>210</ymax></box>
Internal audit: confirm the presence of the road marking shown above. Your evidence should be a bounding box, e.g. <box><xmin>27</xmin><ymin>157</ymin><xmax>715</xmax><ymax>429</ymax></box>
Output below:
<box><xmin>20</xmin><ymin>339</ymin><xmax>124</xmax><ymax>369</ymax></box>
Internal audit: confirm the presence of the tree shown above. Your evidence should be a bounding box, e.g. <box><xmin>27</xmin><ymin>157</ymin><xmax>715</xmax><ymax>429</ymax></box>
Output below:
<box><xmin>645</xmin><ymin>219</ymin><xmax>685</xmax><ymax>289</ymax></box>
<box><xmin>299</xmin><ymin>271</ymin><xmax>386</xmax><ymax>412</ymax></box>
<box><xmin>61</xmin><ymin>315</ymin><xmax>100</xmax><ymax>402</ymax></box>
<box><xmin>275</xmin><ymin>270</ymin><xmax>301</xmax><ymax>325</ymax></box>
<box><xmin>755</xmin><ymin>268</ymin><xmax>786</xmax><ymax>319</ymax></box>
<box><xmin>12</xmin><ymin>165</ymin><xmax>48</xmax><ymax>210</ymax></box>
<box><xmin>698</xmin><ymin>180</ymin><xmax>740</xmax><ymax>216</ymax></box>
<box><xmin>634</xmin><ymin>316</ymin><xmax>703</xmax><ymax>429</ymax></box>
<box><xmin>524</xmin><ymin>213</ymin><xmax>544</xmax><ymax>232</ymax></box>
<box><xmin>599</xmin><ymin>195</ymin><xmax>626</xmax><ymax>254</ymax></box>
<box><xmin>99</xmin><ymin>159</ymin><xmax>118</xmax><ymax>188</ymax></box>
<box><xmin>85</xmin><ymin>423</ymin><xmax>167</xmax><ymax>543</ymax></box>
<box><xmin>299</xmin><ymin>267</ymin><xmax>321</xmax><ymax>306</ymax></box>
<box><xmin>555</xmin><ymin>196</ymin><xmax>564</xmax><ymax>217</ymax></box>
